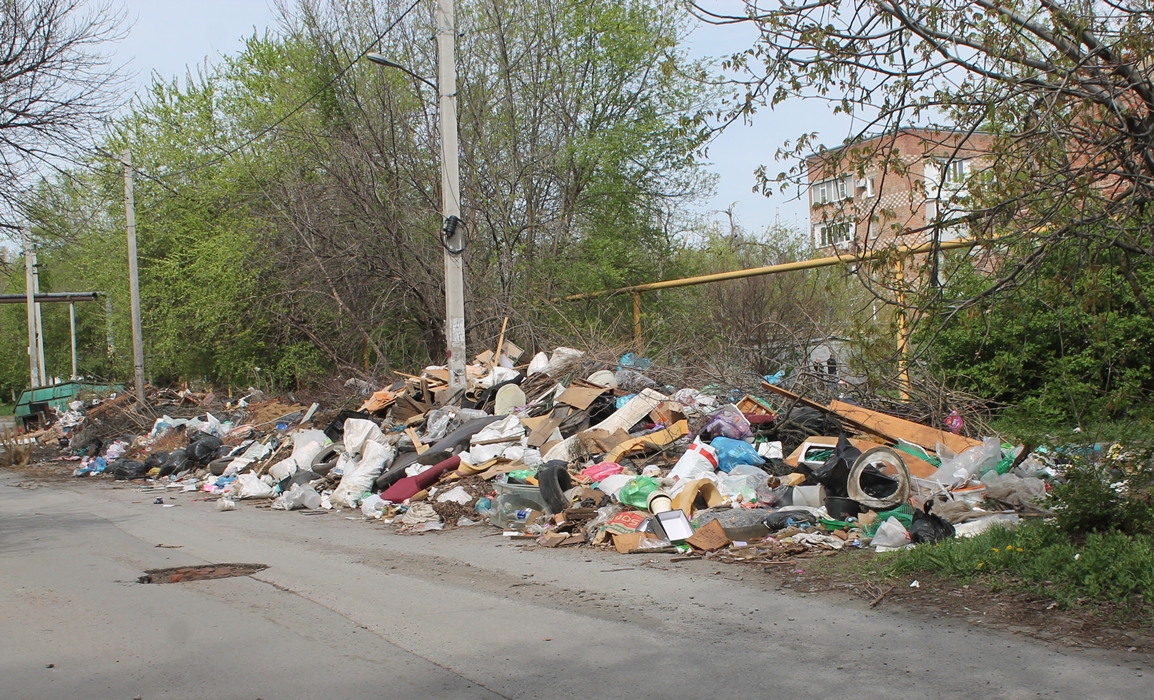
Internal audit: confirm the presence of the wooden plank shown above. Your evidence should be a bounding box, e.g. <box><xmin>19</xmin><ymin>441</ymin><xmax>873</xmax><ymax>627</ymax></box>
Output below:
<box><xmin>827</xmin><ymin>400</ymin><xmax>980</xmax><ymax>455</ymax></box>
<box><xmin>761</xmin><ymin>382</ymin><xmax>891</xmax><ymax>441</ymax></box>
<box><xmin>405</xmin><ymin>427</ymin><xmax>428</xmax><ymax>454</ymax></box>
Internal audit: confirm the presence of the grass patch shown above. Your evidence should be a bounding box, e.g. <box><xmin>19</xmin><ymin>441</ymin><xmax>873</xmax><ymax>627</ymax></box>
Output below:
<box><xmin>881</xmin><ymin>520</ymin><xmax>1154</xmax><ymax>611</ymax></box>
<box><xmin>0</xmin><ymin>403</ymin><xmax>13</xmax><ymax>417</ymax></box>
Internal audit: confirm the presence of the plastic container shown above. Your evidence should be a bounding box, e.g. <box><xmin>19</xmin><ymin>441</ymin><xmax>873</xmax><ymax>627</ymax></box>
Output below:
<box><xmin>489</xmin><ymin>481</ymin><xmax>549</xmax><ymax>529</ymax></box>
<box><xmin>824</xmin><ymin>496</ymin><xmax>861</xmax><ymax>520</ymax></box>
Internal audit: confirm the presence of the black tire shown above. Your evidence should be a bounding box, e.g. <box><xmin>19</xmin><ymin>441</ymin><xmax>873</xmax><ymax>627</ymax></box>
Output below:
<box><xmin>310</xmin><ymin>442</ymin><xmax>343</xmax><ymax>476</ymax></box>
<box><xmin>537</xmin><ymin>461</ymin><xmax>573</xmax><ymax>514</ymax></box>
<box><xmin>375</xmin><ymin>451</ymin><xmax>420</xmax><ymax>491</ymax></box>
<box><xmin>207</xmin><ymin>457</ymin><xmax>234</xmax><ymax>476</ymax></box>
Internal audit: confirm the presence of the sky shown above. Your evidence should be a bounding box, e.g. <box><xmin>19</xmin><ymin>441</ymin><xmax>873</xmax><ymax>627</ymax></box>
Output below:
<box><xmin>111</xmin><ymin>0</ymin><xmax>854</xmax><ymax>238</ymax></box>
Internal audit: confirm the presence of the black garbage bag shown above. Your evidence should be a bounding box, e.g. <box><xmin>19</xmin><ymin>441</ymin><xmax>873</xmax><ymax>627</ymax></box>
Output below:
<box><xmin>808</xmin><ymin>434</ymin><xmax>861</xmax><ymax>498</ymax></box>
<box><xmin>859</xmin><ymin>466</ymin><xmax>899</xmax><ymax>499</ymax></box>
<box><xmin>909</xmin><ymin>500</ymin><xmax>956</xmax><ymax>544</ymax></box>
<box><xmin>763</xmin><ymin>509</ymin><xmax>819</xmax><ymax>531</ymax></box>
<box><xmin>187</xmin><ymin>435</ymin><xmax>223</xmax><ymax>465</ymax></box>
<box><xmin>111</xmin><ymin>460</ymin><xmax>148</xmax><ymax>480</ymax></box>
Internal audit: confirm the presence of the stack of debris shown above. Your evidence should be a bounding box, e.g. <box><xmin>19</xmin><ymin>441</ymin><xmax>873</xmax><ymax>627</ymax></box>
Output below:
<box><xmin>28</xmin><ymin>344</ymin><xmax>1063</xmax><ymax>565</ymax></box>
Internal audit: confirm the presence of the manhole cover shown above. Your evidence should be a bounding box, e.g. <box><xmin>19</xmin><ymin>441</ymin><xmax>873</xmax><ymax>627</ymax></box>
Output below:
<box><xmin>138</xmin><ymin>563</ymin><xmax>268</xmax><ymax>584</ymax></box>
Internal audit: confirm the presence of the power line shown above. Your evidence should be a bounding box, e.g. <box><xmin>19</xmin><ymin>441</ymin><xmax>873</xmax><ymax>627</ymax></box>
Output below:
<box><xmin>152</xmin><ymin>0</ymin><xmax>421</xmax><ymax>181</ymax></box>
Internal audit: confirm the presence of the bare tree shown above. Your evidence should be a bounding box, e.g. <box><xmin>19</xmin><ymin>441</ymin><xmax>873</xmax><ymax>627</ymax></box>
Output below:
<box><xmin>0</xmin><ymin>0</ymin><xmax>126</xmax><ymax>229</ymax></box>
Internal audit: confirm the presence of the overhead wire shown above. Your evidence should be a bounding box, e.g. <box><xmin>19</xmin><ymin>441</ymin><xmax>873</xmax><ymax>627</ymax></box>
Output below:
<box><xmin>43</xmin><ymin>0</ymin><xmax>422</xmax><ymax>188</ymax></box>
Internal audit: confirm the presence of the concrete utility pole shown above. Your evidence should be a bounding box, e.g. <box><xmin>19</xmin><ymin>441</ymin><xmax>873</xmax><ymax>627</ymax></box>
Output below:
<box><xmin>121</xmin><ymin>151</ymin><xmax>147</xmax><ymax>405</ymax></box>
<box><xmin>69</xmin><ymin>303</ymin><xmax>78</xmax><ymax>380</ymax></box>
<box><xmin>23</xmin><ymin>226</ymin><xmax>43</xmax><ymax>388</ymax></box>
<box><xmin>436</xmin><ymin>0</ymin><xmax>467</xmax><ymax>396</ymax></box>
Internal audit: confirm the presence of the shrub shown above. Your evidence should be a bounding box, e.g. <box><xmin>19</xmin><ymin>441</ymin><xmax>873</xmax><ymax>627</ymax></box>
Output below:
<box><xmin>1048</xmin><ymin>447</ymin><xmax>1154</xmax><ymax>536</ymax></box>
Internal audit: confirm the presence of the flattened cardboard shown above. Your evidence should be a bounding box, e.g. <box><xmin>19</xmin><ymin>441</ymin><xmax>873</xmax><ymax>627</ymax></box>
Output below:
<box><xmin>685</xmin><ymin>519</ymin><xmax>731</xmax><ymax>552</ymax></box>
<box><xmin>613</xmin><ymin>531</ymin><xmax>659</xmax><ymax>554</ymax></box>
<box><xmin>556</xmin><ymin>385</ymin><xmax>608</xmax><ymax>411</ymax></box>
<box><xmin>578</xmin><ymin>428</ymin><xmax>631</xmax><ymax>454</ymax></box>
<box><xmin>528</xmin><ymin>412</ymin><xmax>567</xmax><ymax>448</ymax></box>
<box><xmin>605</xmin><ymin>510</ymin><xmax>648</xmax><ymax>535</ymax></box>
<box><xmin>604</xmin><ymin>420</ymin><xmax>689</xmax><ymax>464</ymax></box>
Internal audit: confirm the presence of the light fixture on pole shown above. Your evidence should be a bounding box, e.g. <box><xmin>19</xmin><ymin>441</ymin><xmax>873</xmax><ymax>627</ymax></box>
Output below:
<box><xmin>365</xmin><ymin>0</ymin><xmax>468</xmax><ymax>399</ymax></box>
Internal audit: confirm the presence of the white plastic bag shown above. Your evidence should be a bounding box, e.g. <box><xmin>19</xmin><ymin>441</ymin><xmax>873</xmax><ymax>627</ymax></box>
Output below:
<box><xmin>331</xmin><ymin>440</ymin><xmax>395</xmax><ymax>508</ymax></box>
<box><xmin>545</xmin><ymin>347</ymin><xmax>585</xmax><ymax>376</ymax></box>
<box><xmin>231</xmin><ymin>472</ymin><xmax>275</xmax><ymax>500</ymax></box>
<box><xmin>361</xmin><ymin>493</ymin><xmax>388</xmax><ymax>519</ymax></box>
<box><xmin>477</xmin><ymin>366</ymin><xmax>521</xmax><ymax>389</ymax></box>
<box><xmin>717</xmin><ymin>464</ymin><xmax>769</xmax><ymax>502</ymax></box>
<box><xmin>668</xmin><ymin>439</ymin><xmax>718</xmax><ymax>482</ymax></box>
<box><xmin>466</xmin><ymin>414</ymin><xmax>525</xmax><ymax>462</ymax></box>
<box><xmin>872</xmin><ymin>516</ymin><xmax>912</xmax><ymax>549</ymax></box>
<box><xmin>527</xmin><ymin>352</ymin><xmax>550</xmax><ymax>376</ymax></box>
<box><xmin>342</xmin><ymin>418</ymin><xmax>387</xmax><ymax>457</ymax></box>
<box><xmin>929</xmin><ymin>437</ymin><xmax>1002</xmax><ymax>487</ymax></box>
<box><xmin>268</xmin><ymin>429</ymin><xmax>330</xmax><ymax>481</ymax></box>
<box><xmin>981</xmin><ymin>472</ymin><xmax>1047</xmax><ymax>508</ymax></box>
<box><xmin>272</xmin><ymin>483</ymin><xmax>321</xmax><ymax>510</ymax></box>
<box><xmin>436</xmin><ymin>485</ymin><xmax>473</xmax><ymax>505</ymax></box>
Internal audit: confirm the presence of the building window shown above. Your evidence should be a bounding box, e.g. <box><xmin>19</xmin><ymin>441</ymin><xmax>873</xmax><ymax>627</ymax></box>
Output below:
<box><xmin>812</xmin><ymin>174</ymin><xmax>853</xmax><ymax>205</ymax></box>
<box><xmin>815</xmin><ymin>220</ymin><xmax>853</xmax><ymax>247</ymax></box>
<box><xmin>939</xmin><ymin>158</ymin><xmax>968</xmax><ymax>185</ymax></box>
<box><xmin>866</xmin><ymin>176</ymin><xmax>876</xmax><ymax>198</ymax></box>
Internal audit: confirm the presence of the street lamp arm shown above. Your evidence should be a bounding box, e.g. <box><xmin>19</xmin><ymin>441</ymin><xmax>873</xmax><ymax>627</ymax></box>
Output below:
<box><xmin>365</xmin><ymin>52</ymin><xmax>437</xmax><ymax>90</ymax></box>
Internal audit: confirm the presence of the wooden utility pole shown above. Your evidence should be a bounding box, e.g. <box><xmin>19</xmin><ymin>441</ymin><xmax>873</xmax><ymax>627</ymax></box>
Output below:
<box><xmin>121</xmin><ymin>151</ymin><xmax>146</xmax><ymax>405</ymax></box>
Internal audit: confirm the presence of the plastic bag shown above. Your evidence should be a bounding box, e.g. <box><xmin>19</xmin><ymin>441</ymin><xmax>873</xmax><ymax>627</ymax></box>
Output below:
<box><xmin>617</xmin><ymin>476</ymin><xmax>662</xmax><ymax>510</ymax></box>
<box><xmin>216</xmin><ymin>497</ymin><xmax>236</xmax><ymax>512</ymax></box>
<box><xmin>582</xmin><ymin>462</ymin><xmax>625</xmax><ymax>482</ymax></box>
<box><xmin>615</xmin><ymin>368</ymin><xmax>659</xmax><ymax>393</ymax></box>
<box><xmin>710</xmin><ymin>436</ymin><xmax>765</xmax><ymax>473</ymax></box>
<box><xmin>361</xmin><ymin>493</ymin><xmax>388</xmax><ymax>519</ymax></box>
<box><xmin>699</xmin><ymin>404</ymin><xmax>752</xmax><ymax>440</ymax></box>
<box><xmin>466</xmin><ymin>414</ymin><xmax>525</xmax><ymax>463</ymax></box>
<box><xmin>527</xmin><ymin>351</ymin><xmax>550</xmax><ymax>376</ymax></box>
<box><xmin>981</xmin><ymin>472</ymin><xmax>1047</xmax><ymax>508</ymax></box>
<box><xmin>596</xmin><ymin>473</ymin><xmax>634</xmax><ymax>498</ymax></box>
<box><xmin>342</xmin><ymin>418</ymin><xmax>386</xmax><ymax>458</ymax></box>
<box><xmin>668</xmin><ymin>439</ymin><xmax>718</xmax><ymax>482</ymax></box>
<box><xmin>230</xmin><ymin>472</ymin><xmax>275</xmax><ymax>500</ymax></box>
<box><xmin>716</xmin><ymin>464</ymin><xmax>770</xmax><ymax>502</ymax></box>
<box><xmin>436</xmin><ymin>485</ymin><xmax>474</xmax><ymax>505</ymax></box>
<box><xmin>419</xmin><ymin>408</ymin><xmax>456</xmax><ymax>443</ymax></box>
<box><xmin>930</xmin><ymin>437</ymin><xmax>1002</xmax><ymax>487</ymax></box>
<box><xmin>272</xmin><ymin>483</ymin><xmax>321</xmax><ymax>510</ymax></box>
<box><xmin>331</xmin><ymin>440</ymin><xmax>395</xmax><ymax>508</ymax></box>
<box><xmin>872</xmin><ymin>516</ymin><xmax>912</xmax><ymax>549</ymax></box>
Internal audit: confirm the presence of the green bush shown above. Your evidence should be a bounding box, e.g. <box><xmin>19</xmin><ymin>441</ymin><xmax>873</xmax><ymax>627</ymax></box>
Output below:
<box><xmin>922</xmin><ymin>243</ymin><xmax>1154</xmax><ymax>428</ymax></box>
<box><xmin>1048</xmin><ymin>448</ymin><xmax>1154</xmax><ymax>536</ymax></box>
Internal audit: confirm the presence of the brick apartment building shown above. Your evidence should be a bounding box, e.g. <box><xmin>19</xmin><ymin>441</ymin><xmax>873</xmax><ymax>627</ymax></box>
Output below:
<box><xmin>806</xmin><ymin>128</ymin><xmax>993</xmax><ymax>252</ymax></box>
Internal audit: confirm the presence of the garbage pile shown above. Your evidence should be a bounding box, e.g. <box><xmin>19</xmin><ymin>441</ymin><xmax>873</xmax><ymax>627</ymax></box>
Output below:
<box><xmin>44</xmin><ymin>345</ymin><xmax>1064</xmax><ymax>562</ymax></box>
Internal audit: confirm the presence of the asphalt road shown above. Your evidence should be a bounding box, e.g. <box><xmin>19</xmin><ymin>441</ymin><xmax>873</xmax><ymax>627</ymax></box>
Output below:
<box><xmin>1</xmin><ymin>471</ymin><xmax>1148</xmax><ymax>700</ymax></box>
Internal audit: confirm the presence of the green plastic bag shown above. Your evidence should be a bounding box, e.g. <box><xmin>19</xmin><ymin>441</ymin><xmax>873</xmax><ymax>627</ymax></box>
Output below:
<box><xmin>618</xmin><ymin>476</ymin><xmax>662</xmax><ymax>510</ymax></box>
<box><xmin>863</xmin><ymin>504</ymin><xmax>916</xmax><ymax>537</ymax></box>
